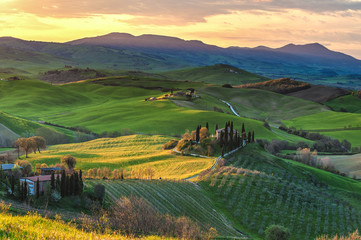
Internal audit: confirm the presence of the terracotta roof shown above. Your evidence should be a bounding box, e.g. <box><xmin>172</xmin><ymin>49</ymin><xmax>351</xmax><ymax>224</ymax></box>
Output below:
<box><xmin>23</xmin><ymin>174</ymin><xmax>60</xmax><ymax>182</ymax></box>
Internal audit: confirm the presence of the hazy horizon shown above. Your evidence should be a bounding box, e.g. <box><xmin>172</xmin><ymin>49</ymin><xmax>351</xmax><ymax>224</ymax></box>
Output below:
<box><xmin>1</xmin><ymin>0</ymin><xmax>361</xmax><ymax>59</ymax></box>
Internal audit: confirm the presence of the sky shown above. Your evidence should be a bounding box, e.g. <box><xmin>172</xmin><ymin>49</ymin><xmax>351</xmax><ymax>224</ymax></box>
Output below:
<box><xmin>1</xmin><ymin>0</ymin><xmax>361</xmax><ymax>59</ymax></box>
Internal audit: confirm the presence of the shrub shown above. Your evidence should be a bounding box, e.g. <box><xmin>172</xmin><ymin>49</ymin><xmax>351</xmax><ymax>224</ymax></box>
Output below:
<box><xmin>316</xmin><ymin>230</ymin><xmax>361</xmax><ymax>240</ymax></box>
<box><xmin>222</xmin><ymin>84</ymin><xmax>233</xmax><ymax>88</ymax></box>
<box><xmin>93</xmin><ymin>184</ymin><xmax>105</xmax><ymax>202</ymax></box>
<box><xmin>265</xmin><ymin>225</ymin><xmax>290</xmax><ymax>240</ymax></box>
<box><xmin>163</xmin><ymin>140</ymin><xmax>178</xmax><ymax>150</ymax></box>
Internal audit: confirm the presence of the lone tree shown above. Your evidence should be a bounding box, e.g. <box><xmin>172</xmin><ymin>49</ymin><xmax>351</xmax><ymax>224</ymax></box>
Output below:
<box><xmin>265</xmin><ymin>225</ymin><xmax>290</xmax><ymax>240</ymax></box>
<box><xmin>31</xmin><ymin>136</ymin><xmax>46</xmax><ymax>153</ymax></box>
<box><xmin>94</xmin><ymin>183</ymin><xmax>106</xmax><ymax>202</ymax></box>
<box><xmin>61</xmin><ymin>155</ymin><xmax>77</xmax><ymax>170</ymax></box>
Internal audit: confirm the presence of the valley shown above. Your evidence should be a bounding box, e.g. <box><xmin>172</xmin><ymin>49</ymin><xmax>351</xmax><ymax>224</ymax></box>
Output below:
<box><xmin>0</xmin><ymin>33</ymin><xmax>360</xmax><ymax>240</ymax></box>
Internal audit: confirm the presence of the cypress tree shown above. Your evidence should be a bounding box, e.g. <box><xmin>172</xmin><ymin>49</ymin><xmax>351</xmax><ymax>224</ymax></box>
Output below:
<box><xmin>56</xmin><ymin>174</ymin><xmax>61</xmax><ymax>192</ymax></box>
<box><xmin>215</xmin><ymin>124</ymin><xmax>218</xmax><ymax>134</ymax></box>
<box><xmin>196</xmin><ymin>126</ymin><xmax>200</xmax><ymax>143</ymax></box>
<box><xmin>248</xmin><ymin>131</ymin><xmax>251</xmax><ymax>143</ymax></box>
<box><xmin>23</xmin><ymin>181</ymin><xmax>27</xmax><ymax>200</ymax></box>
<box><xmin>36</xmin><ymin>178</ymin><xmax>40</xmax><ymax>199</ymax></box>
<box><xmin>219</xmin><ymin>131</ymin><xmax>224</xmax><ymax>147</ymax></box>
<box><xmin>70</xmin><ymin>174</ymin><xmax>75</xmax><ymax>195</ymax></box>
<box><xmin>50</xmin><ymin>172</ymin><xmax>55</xmax><ymax>190</ymax></box>
<box><xmin>11</xmin><ymin>175</ymin><xmax>15</xmax><ymax>195</ymax></box>
<box><xmin>224</xmin><ymin>125</ymin><xmax>228</xmax><ymax>146</ymax></box>
<box><xmin>16</xmin><ymin>179</ymin><xmax>21</xmax><ymax>200</ymax></box>
<box><xmin>252</xmin><ymin>131</ymin><xmax>255</xmax><ymax>142</ymax></box>
<box><xmin>221</xmin><ymin>146</ymin><xmax>224</xmax><ymax>157</ymax></box>
<box><xmin>79</xmin><ymin>170</ymin><xmax>83</xmax><ymax>195</ymax></box>
<box><xmin>206</xmin><ymin>122</ymin><xmax>209</xmax><ymax>130</ymax></box>
<box><xmin>60</xmin><ymin>170</ymin><xmax>66</xmax><ymax>197</ymax></box>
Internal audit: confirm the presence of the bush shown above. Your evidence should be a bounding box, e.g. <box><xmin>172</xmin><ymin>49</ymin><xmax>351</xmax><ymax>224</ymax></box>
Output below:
<box><xmin>265</xmin><ymin>225</ymin><xmax>290</xmax><ymax>240</ymax></box>
<box><xmin>163</xmin><ymin>140</ymin><xmax>178</xmax><ymax>150</ymax></box>
<box><xmin>93</xmin><ymin>184</ymin><xmax>105</xmax><ymax>202</ymax></box>
<box><xmin>176</xmin><ymin>139</ymin><xmax>191</xmax><ymax>151</ymax></box>
<box><xmin>222</xmin><ymin>84</ymin><xmax>233</xmax><ymax>88</ymax></box>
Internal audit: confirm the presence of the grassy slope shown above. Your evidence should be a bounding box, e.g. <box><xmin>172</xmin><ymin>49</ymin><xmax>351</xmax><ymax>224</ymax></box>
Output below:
<box><xmin>0</xmin><ymin>212</ymin><xmax>168</xmax><ymax>240</ymax></box>
<box><xmin>0</xmin><ymin>79</ymin><xmax>278</xmax><ymax>141</ymax></box>
<box><xmin>86</xmin><ymin>179</ymin><xmax>242</xmax><ymax>238</ymax></box>
<box><xmin>163</xmin><ymin>64</ymin><xmax>269</xmax><ymax>86</ymax></box>
<box><xmin>25</xmin><ymin>135</ymin><xmax>214</xmax><ymax>179</ymax></box>
<box><xmin>283</xmin><ymin>111</ymin><xmax>361</xmax><ymax>147</ymax></box>
<box><xmin>198</xmin><ymin>144</ymin><xmax>361</xmax><ymax>240</ymax></box>
<box><xmin>197</xmin><ymin>87</ymin><xmax>329</xmax><ymax>122</ymax></box>
<box><xmin>324</xmin><ymin>95</ymin><xmax>361</xmax><ymax>113</ymax></box>
<box><xmin>325</xmin><ymin>153</ymin><xmax>361</xmax><ymax>179</ymax></box>
<box><xmin>0</xmin><ymin>111</ymin><xmax>74</xmax><ymax>144</ymax></box>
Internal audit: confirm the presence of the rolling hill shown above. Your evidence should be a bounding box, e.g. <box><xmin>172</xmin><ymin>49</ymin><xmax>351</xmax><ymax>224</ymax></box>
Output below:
<box><xmin>0</xmin><ymin>78</ymin><xmax>278</xmax><ymax>141</ymax></box>
<box><xmin>25</xmin><ymin>135</ymin><xmax>214</xmax><ymax>179</ymax></box>
<box><xmin>163</xmin><ymin>64</ymin><xmax>269</xmax><ymax>85</ymax></box>
<box><xmin>0</xmin><ymin>34</ymin><xmax>360</xmax><ymax>87</ymax></box>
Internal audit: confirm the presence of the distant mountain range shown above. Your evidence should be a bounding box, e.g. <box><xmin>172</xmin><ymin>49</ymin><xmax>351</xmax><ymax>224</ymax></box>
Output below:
<box><xmin>0</xmin><ymin>33</ymin><xmax>360</xmax><ymax>89</ymax></box>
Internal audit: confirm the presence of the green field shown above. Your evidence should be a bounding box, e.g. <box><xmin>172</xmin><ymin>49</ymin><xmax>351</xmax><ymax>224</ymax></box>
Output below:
<box><xmin>86</xmin><ymin>179</ymin><xmax>242</xmax><ymax>238</ymax></box>
<box><xmin>163</xmin><ymin>64</ymin><xmax>269</xmax><ymax>85</ymax></box>
<box><xmin>197</xmin><ymin>87</ymin><xmax>329</xmax><ymax>122</ymax></box>
<box><xmin>25</xmin><ymin>135</ymin><xmax>214</xmax><ymax>179</ymax></box>
<box><xmin>284</xmin><ymin>111</ymin><xmax>361</xmax><ymax>147</ymax></box>
<box><xmin>0</xmin><ymin>79</ymin><xmax>278</xmax><ymax>141</ymax></box>
<box><xmin>324</xmin><ymin>153</ymin><xmax>361</xmax><ymax>179</ymax></box>
<box><xmin>198</xmin><ymin>144</ymin><xmax>361</xmax><ymax>240</ymax></box>
<box><xmin>324</xmin><ymin>95</ymin><xmax>361</xmax><ymax>113</ymax></box>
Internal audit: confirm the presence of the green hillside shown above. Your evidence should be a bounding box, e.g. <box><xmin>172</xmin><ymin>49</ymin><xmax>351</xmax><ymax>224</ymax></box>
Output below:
<box><xmin>284</xmin><ymin>111</ymin><xmax>361</xmax><ymax>147</ymax></box>
<box><xmin>86</xmin><ymin>179</ymin><xmax>242</xmax><ymax>238</ymax></box>
<box><xmin>324</xmin><ymin>95</ymin><xmax>361</xmax><ymax>113</ymax></box>
<box><xmin>163</xmin><ymin>64</ymin><xmax>269</xmax><ymax>85</ymax></box>
<box><xmin>199</xmin><ymin>144</ymin><xmax>361</xmax><ymax>239</ymax></box>
<box><xmin>0</xmin><ymin>79</ymin><xmax>278</xmax><ymax>140</ymax></box>
<box><xmin>0</xmin><ymin>111</ymin><xmax>73</xmax><ymax>146</ymax></box>
<box><xmin>196</xmin><ymin>87</ymin><xmax>329</xmax><ymax>122</ymax></box>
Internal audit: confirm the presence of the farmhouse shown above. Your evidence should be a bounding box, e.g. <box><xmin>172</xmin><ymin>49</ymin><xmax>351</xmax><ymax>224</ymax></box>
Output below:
<box><xmin>215</xmin><ymin>127</ymin><xmax>239</xmax><ymax>140</ymax></box>
<box><xmin>20</xmin><ymin>175</ymin><xmax>59</xmax><ymax>195</ymax></box>
<box><xmin>40</xmin><ymin>167</ymin><xmax>62</xmax><ymax>175</ymax></box>
<box><xmin>0</xmin><ymin>164</ymin><xmax>22</xmax><ymax>175</ymax></box>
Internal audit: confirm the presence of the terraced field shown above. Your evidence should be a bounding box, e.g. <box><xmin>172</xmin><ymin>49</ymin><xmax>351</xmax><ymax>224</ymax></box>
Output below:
<box><xmin>86</xmin><ymin>179</ymin><xmax>243</xmax><ymax>238</ymax></box>
<box><xmin>26</xmin><ymin>135</ymin><xmax>215</xmax><ymax>179</ymax></box>
<box><xmin>199</xmin><ymin>145</ymin><xmax>361</xmax><ymax>240</ymax></box>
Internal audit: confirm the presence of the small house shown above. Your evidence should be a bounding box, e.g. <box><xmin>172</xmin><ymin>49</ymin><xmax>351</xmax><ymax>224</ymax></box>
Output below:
<box><xmin>40</xmin><ymin>167</ymin><xmax>62</xmax><ymax>175</ymax></box>
<box><xmin>0</xmin><ymin>164</ymin><xmax>22</xmax><ymax>175</ymax></box>
<box><xmin>20</xmin><ymin>175</ymin><xmax>59</xmax><ymax>196</ymax></box>
<box><xmin>215</xmin><ymin>127</ymin><xmax>239</xmax><ymax>140</ymax></box>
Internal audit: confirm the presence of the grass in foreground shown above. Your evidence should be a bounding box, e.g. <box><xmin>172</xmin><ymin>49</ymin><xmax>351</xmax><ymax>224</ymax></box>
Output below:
<box><xmin>0</xmin><ymin>211</ymin><xmax>170</xmax><ymax>240</ymax></box>
<box><xmin>25</xmin><ymin>135</ymin><xmax>215</xmax><ymax>179</ymax></box>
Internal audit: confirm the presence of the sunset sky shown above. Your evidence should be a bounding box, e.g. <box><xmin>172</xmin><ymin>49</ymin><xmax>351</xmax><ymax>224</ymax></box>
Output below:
<box><xmin>1</xmin><ymin>0</ymin><xmax>361</xmax><ymax>59</ymax></box>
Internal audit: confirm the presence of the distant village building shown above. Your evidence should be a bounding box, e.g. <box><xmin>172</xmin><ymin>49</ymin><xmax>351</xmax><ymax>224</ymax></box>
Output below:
<box><xmin>0</xmin><ymin>164</ymin><xmax>22</xmax><ymax>175</ymax></box>
<box><xmin>20</xmin><ymin>175</ymin><xmax>59</xmax><ymax>195</ymax></box>
<box><xmin>40</xmin><ymin>167</ymin><xmax>62</xmax><ymax>175</ymax></box>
